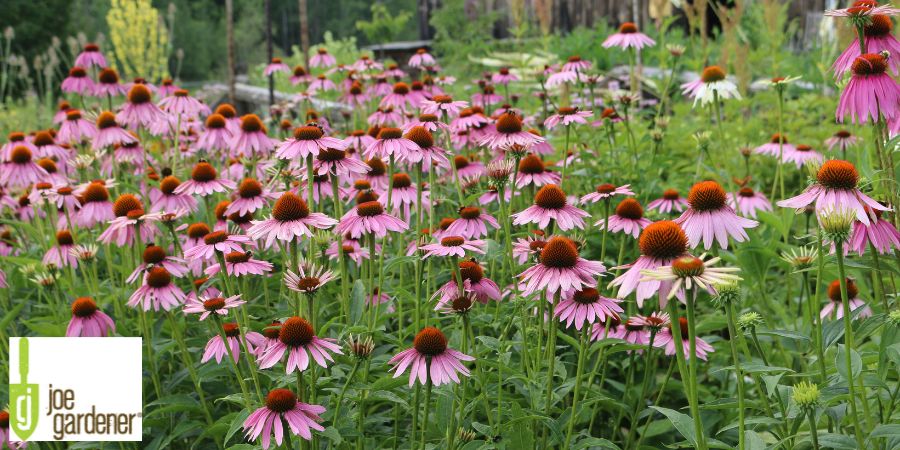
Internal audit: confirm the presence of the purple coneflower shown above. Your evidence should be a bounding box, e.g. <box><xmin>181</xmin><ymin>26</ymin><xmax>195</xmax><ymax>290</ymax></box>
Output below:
<box><xmin>206</xmin><ymin>251</ymin><xmax>273</xmax><ymax>277</ymax></box>
<box><xmin>821</xmin><ymin>279</ymin><xmax>873</xmax><ymax>320</ymax></box>
<box><xmin>57</xmin><ymin>110</ymin><xmax>97</xmax><ymax>144</ymax></box>
<box><xmin>849</xmin><ymin>208</ymin><xmax>900</xmax><ymax>254</ymax></box>
<box><xmin>174</xmin><ymin>161</ymin><xmax>237</xmax><ymax>197</ymax></box>
<box><xmin>445</xmin><ymin>206</ymin><xmax>499</xmax><ymax>239</ymax></box>
<box><xmin>117</xmin><ymin>84</ymin><xmax>167</xmax><ymax>130</ymax></box>
<box><xmin>158</xmin><ymin>89</ymin><xmax>208</xmax><ymax>121</ymax></box>
<box><xmin>284</xmin><ymin>263</ymin><xmax>337</xmax><ymax>295</ymax></box>
<box><xmin>479</xmin><ymin>112</ymin><xmax>544</xmax><ymax>150</ymax></box>
<box><xmin>184</xmin><ymin>230</ymin><xmax>253</xmax><ymax>262</ymax></box>
<box><xmin>420</xmin><ymin>94</ymin><xmax>468</xmax><ymax>118</ymax></box>
<box><xmin>127</xmin><ymin>266</ymin><xmax>186</xmax><ymax>311</ymax></box>
<box><xmin>226</xmin><ymin>178</ymin><xmax>279</xmax><ymax>216</ymax></box>
<box><xmin>231</xmin><ymin>114</ymin><xmax>276</xmax><ymax>157</ymax></box>
<box><xmin>2</xmin><ymin>145</ymin><xmax>48</xmax><ymax>188</ymax></box>
<box><xmin>408</xmin><ymin>48</ymin><xmax>436</xmax><ymax>68</ymax></box>
<box><xmin>554</xmin><ymin>287</ymin><xmax>623</xmax><ymax>330</ymax></box>
<box><xmin>276</xmin><ymin>123</ymin><xmax>347</xmax><ymax>160</ymax></box>
<box><xmin>74</xmin><ymin>43</ymin><xmax>107</xmax><ymax>67</ymax></box>
<box><xmin>825</xmin><ymin>130</ymin><xmax>859</xmax><ymax>153</ymax></box>
<box><xmin>602</xmin><ymin>22</ymin><xmax>656</xmax><ymax>50</ymax></box>
<box><xmin>93</xmin><ymin>111</ymin><xmax>137</xmax><ymax>150</ymax></box>
<box><xmin>61</xmin><ymin>66</ymin><xmax>94</xmax><ymax>95</ymax></box>
<box><xmin>837</xmin><ymin>53</ymin><xmax>900</xmax><ymax>124</ymax></box>
<box><xmin>264</xmin><ymin>57</ymin><xmax>290</xmax><ymax>76</ymax></box>
<box><xmin>67</xmin><ymin>297</ymin><xmax>115</xmax><ymax>337</ymax></box>
<box><xmin>421</xmin><ymin>235</ymin><xmax>486</xmax><ymax>258</ymax></box>
<box><xmin>94</xmin><ymin>67</ymin><xmax>126</xmax><ymax>97</ymax></box>
<box><xmin>656</xmin><ymin>317</ymin><xmax>715</xmax><ymax>360</ymax></box>
<box><xmin>150</xmin><ymin>176</ymin><xmax>198</xmax><ymax>213</ymax></box>
<box><xmin>727</xmin><ymin>187</ymin><xmax>773</xmax><ymax>219</ymax></box>
<box><xmin>310</xmin><ymin>48</ymin><xmax>336</xmax><ymax>68</ymax></box>
<box><xmin>580</xmin><ymin>183</ymin><xmax>635</xmax><ymax>204</ymax></box>
<box><xmin>203</xmin><ymin>322</ymin><xmax>265</xmax><ymax>364</ymax></box>
<box><xmin>675</xmin><ymin>181</ymin><xmax>758</xmax><ymax>249</ymax></box>
<box><xmin>183</xmin><ymin>294</ymin><xmax>246</xmax><ymax>321</ymax></box>
<box><xmin>435</xmin><ymin>259</ymin><xmax>502</xmax><ymax>304</ymax></box>
<box><xmin>258</xmin><ymin>316</ymin><xmax>343</xmax><ymax>373</ymax></box>
<box><xmin>515</xmin><ymin>154</ymin><xmax>560</xmax><ymax>189</ymax></box>
<box><xmin>44</xmin><ymin>229</ymin><xmax>77</xmax><ymax>268</ymax></box>
<box><xmin>127</xmin><ymin>244</ymin><xmax>188</xmax><ymax>283</ymax></box>
<box><xmin>518</xmin><ymin>236</ymin><xmax>605</xmax><ymax>296</ymax></box>
<box><xmin>291</xmin><ymin>65</ymin><xmax>313</xmax><ymax>85</ymax></box>
<box><xmin>609</xmin><ymin>221</ymin><xmax>688</xmax><ymax>307</ymax></box>
<box><xmin>74</xmin><ymin>181</ymin><xmax>114</xmax><ymax>227</ymax></box>
<box><xmin>512</xmin><ymin>184</ymin><xmax>590</xmax><ymax>231</ymax></box>
<box><xmin>680</xmin><ymin>66</ymin><xmax>741</xmax><ymax>106</ymax></box>
<box><xmin>640</xmin><ymin>254</ymin><xmax>741</xmax><ymax>301</ymax></box>
<box><xmin>389</xmin><ymin>326</ymin><xmax>474</xmax><ymax>387</ymax></box>
<box><xmin>782</xmin><ymin>143</ymin><xmax>823</xmax><ymax>168</ymax></box>
<box><xmin>597</xmin><ymin>198</ymin><xmax>652</xmax><ymax>238</ymax></box>
<box><xmin>242</xmin><ymin>389</ymin><xmax>326</xmax><ymax>448</ymax></box>
<box><xmin>247</xmin><ymin>192</ymin><xmax>337</xmax><ymax>247</ymax></box>
<box><xmin>337</xmin><ymin>200</ymin><xmax>408</xmax><ymax>238</ymax></box>
<box><xmin>364</xmin><ymin>127</ymin><xmax>419</xmax><ymax>162</ymax></box>
<box><xmin>777</xmin><ymin>159</ymin><xmax>888</xmax><ymax>225</ymax></box>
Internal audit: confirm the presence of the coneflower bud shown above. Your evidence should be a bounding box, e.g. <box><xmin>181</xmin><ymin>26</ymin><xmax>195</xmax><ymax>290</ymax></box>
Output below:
<box><xmin>818</xmin><ymin>209</ymin><xmax>855</xmax><ymax>243</ymax></box>
<box><xmin>347</xmin><ymin>334</ymin><xmax>374</xmax><ymax>359</ymax></box>
<box><xmin>737</xmin><ymin>312</ymin><xmax>764</xmax><ymax>331</ymax></box>
<box><xmin>887</xmin><ymin>310</ymin><xmax>900</xmax><ymax>328</ymax></box>
<box><xmin>711</xmin><ymin>281</ymin><xmax>741</xmax><ymax>309</ymax></box>
<box><xmin>457</xmin><ymin>428</ymin><xmax>477</xmax><ymax>443</ymax></box>
<box><xmin>792</xmin><ymin>381</ymin><xmax>820</xmax><ymax>410</ymax></box>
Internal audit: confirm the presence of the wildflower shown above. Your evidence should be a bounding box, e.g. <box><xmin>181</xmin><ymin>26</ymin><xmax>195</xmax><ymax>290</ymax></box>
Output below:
<box><xmin>602</xmin><ymin>22</ymin><xmax>656</xmax><ymax>50</ymax></box>
<box><xmin>675</xmin><ymin>180</ymin><xmax>758</xmax><ymax>249</ymax></box>
<box><xmin>175</xmin><ymin>161</ymin><xmax>237</xmax><ymax>197</ymax></box>
<box><xmin>310</xmin><ymin>48</ymin><xmax>336</xmax><ymax>68</ymax></box>
<box><xmin>337</xmin><ymin>200</ymin><xmax>408</xmax><ymax>238</ymax></box>
<box><xmin>837</xmin><ymin>53</ymin><xmax>900</xmax><ymax>124</ymax></box>
<box><xmin>231</xmin><ymin>114</ymin><xmax>277</xmax><ymax>157</ymax></box>
<box><xmin>420</xmin><ymin>236</ymin><xmax>486</xmax><ymax>258</ymax></box>
<box><xmin>513</xmin><ymin>184</ymin><xmax>590</xmax><ymax>231</ymax></box>
<box><xmin>610</xmin><ymin>221</ymin><xmax>689</xmax><ymax>306</ymax></box>
<box><xmin>183</xmin><ymin>294</ymin><xmax>246</xmax><ymax>321</ymax></box>
<box><xmin>821</xmin><ymin>278</ymin><xmax>873</xmax><ymax>320</ymax></box>
<box><xmin>640</xmin><ymin>254</ymin><xmax>742</xmax><ymax>300</ymax></box>
<box><xmin>479</xmin><ymin>112</ymin><xmax>544</xmax><ymax>150</ymax></box>
<box><xmin>242</xmin><ymin>389</ymin><xmax>326</xmax><ymax>448</ymax></box>
<box><xmin>647</xmin><ymin>188</ymin><xmax>689</xmax><ymax>213</ymax></box>
<box><xmin>206</xmin><ymin>251</ymin><xmax>273</xmax><ymax>277</ymax></box>
<box><xmin>276</xmin><ymin>123</ymin><xmax>347</xmax><ymax>160</ymax></box>
<box><xmin>67</xmin><ymin>297</ymin><xmax>115</xmax><ymax>337</ymax></box>
<box><xmin>656</xmin><ymin>317</ymin><xmax>715</xmax><ymax>360</ymax></box>
<box><xmin>727</xmin><ymin>187</ymin><xmax>773</xmax><ymax>219</ymax></box>
<box><xmin>389</xmin><ymin>326</ymin><xmax>474</xmax><ymax>387</ymax></box>
<box><xmin>681</xmin><ymin>66</ymin><xmax>741</xmax><ymax>106</ymax></box>
<box><xmin>825</xmin><ymin>130</ymin><xmax>859</xmax><ymax>153</ymax></box>
<box><xmin>150</xmin><ymin>176</ymin><xmax>198</xmax><ymax>213</ymax></box>
<box><xmin>258</xmin><ymin>316</ymin><xmax>342</xmax><ymax>373</ymax></box>
<box><xmin>203</xmin><ymin>322</ymin><xmax>265</xmax><ymax>364</ymax></box>
<box><xmin>596</xmin><ymin>198</ymin><xmax>652</xmax><ymax>238</ymax></box>
<box><xmin>554</xmin><ymin>287</ymin><xmax>623</xmax><ymax>330</ymax></box>
<box><xmin>127</xmin><ymin>266</ymin><xmax>186</xmax><ymax>311</ymax></box>
<box><xmin>792</xmin><ymin>381</ymin><xmax>820</xmax><ymax>410</ymax></box>
<box><xmin>778</xmin><ymin>160</ymin><xmax>888</xmax><ymax>225</ymax></box>
<box><xmin>519</xmin><ymin>236</ymin><xmax>605</xmax><ymax>296</ymax></box>
<box><xmin>544</xmin><ymin>106</ymin><xmax>593</xmax><ymax>130</ymax></box>
<box><xmin>264</xmin><ymin>57</ymin><xmax>290</xmax><ymax>76</ymax></box>
<box><xmin>284</xmin><ymin>263</ymin><xmax>336</xmax><ymax>294</ymax></box>
<box><xmin>848</xmin><ymin>207</ymin><xmax>900</xmax><ymax>254</ymax></box>
<box><xmin>117</xmin><ymin>84</ymin><xmax>166</xmax><ymax>130</ymax></box>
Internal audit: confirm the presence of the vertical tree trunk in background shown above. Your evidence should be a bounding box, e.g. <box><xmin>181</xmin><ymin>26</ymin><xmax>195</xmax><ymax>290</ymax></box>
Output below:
<box><xmin>418</xmin><ymin>0</ymin><xmax>429</xmax><ymax>40</ymax></box>
<box><xmin>299</xmin><ymin>0</ymin><xmax>310</xmax><ymax>69</ymax></box>
<box><xmin>226</xmin><ymin>0</ymin><xmax>235</xmax><ymax>104</ymax></box>
<box><xmin>265</xmin><ymin>0</ymin><xmax>274</xmax><ymax>107</ymax></box>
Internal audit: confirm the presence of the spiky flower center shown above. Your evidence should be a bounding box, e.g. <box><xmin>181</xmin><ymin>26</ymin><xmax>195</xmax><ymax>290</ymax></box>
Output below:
<box><xmin>187</xmin><ymin>223</ymin><xmax>211</xmax><ymax>239</ymax></box>
<box><xmin>738</xmin><ymin>187</ymin><xmax>756</xmax><ymax>197</ymax></box>
<box><xmin>817</xmin><ymin>160</ymin><xmax>858</xmax><ymax>190</ymax></box>
<box><xmin>191</xmin><ymin>162</ymin><xmax>218</xmax><ymax>182</ymax></box>
<box><xmin>454</xmin><ymin>155</ymin><xmax>470</xmax><ymax>170</ymax></box>
<box><xmin>82</xmin><ymin>182</ymin><xmax>109</xmax><ymax>203</ymax></box>
<box><xmin>615</xmin><ymin>198</ymin><xmax>644</xmax><ymax>220</ymax></box>
<box><xmin>56</xmin><ymin>230</ymin><xmax>74</xmax><ymax>246</ymax></box>
<box><xmin>459</xmin><ymin>206</ymin><xmax>481</xmax><ymax>219</ymax></box>
<box><xmin>113</xmin><ymin>194</ymin><xmax>143</xmax><ymax>217</ymax></box>
<box><xmin>534</xmin><ymin>184</ymin><xmax>567</xmax><ymax>210</ymax></box>
<box><xmin>71</xmin><ymin>297</ymin><xmax>98</xmax><ymax>318</ymax></box>
<box><xmin>238</xmin><ymin>178</ymin><xmax>263</xmax><ymax>198</ymax></box>
<box><xmin>835</xmin><ymin>130</ymin><xmax>852</xmax><ymax>138</ymax></box>
<box><xmin>519</xmin><ymin>154</ymin><xmax>545</xmax><ymax>174</ymax></box>
<box><xmin>441</xmin><ymin>236</ymin><xmax>465</xmax><ymax>247</ymax></box>
<box><xmin>676</xmin><ymin>317</ymin><xmax>690</xmax><ymax>340</ymax></box>
<box><xmin>262</xmin><ymin>321</ymin><xmax>282</xmax><ymax>339</ymax></box>
<box><xmin>392</xmin><ymin>173</ymin><xmax>412</xmax><ymax>188</ymax></box>
<box><xmin>414</xmin><ymin>326</ymin><xmax>448</xmax><ymax>356</ymax></box>
<box><xmin>143</xmin><ymin>245</ymin><xmax>166</xmax><ymax>264</ymax></box>
<box><xmin>66</xmin><ymin>110</ymin><xmax>83</xmax><ymax>121</ymax></box>
<box><xmin>639</xmin><ymin>221</ymin><xmax>688</xmax><ymax>259</ymax></box>
<box><xmin>573</xmin><ymin>287</ymin><xmax>600</xmax><ymax>304</ymax></box>
<box><xmin>405</xmin><ymin>126</ymin><xmax>434</xmax><ymax>148</ymax></box>
<box><xmin>95</xmin><ymin>111</ymin><xmax>119</xmax><ymax>129</ymax></box>
<box><xmin>828</xmin><ymin>278</ymin><xmax>858</xmax><ymax>302</ymax></box>
<box><xmin>265</xmin><ymin>389</ymin><xmax>298</xmax><ymax>413</ymax></box>
<box><xmin>272</xmin><ymin>193</ymin><xmax>310</xmax><ymax>221</ymax></box>
<box><xmin>392</xmin><ymin>82</ymin><xmax>409</xmax><ymax>95</ymax></box>
<box><xmin>357</xmin><ymin>200</ymin><xmax>384</xmax><ymax>217</ymax></box>
<box><xmin>203</xmin><ymin>297</ymin><xmax>226</xmax><ymax>311</ymax></box>
<box><xmin>595</xmin><ymin>183</ymin><xmax>616</xmax><ymax>194</ymax></box>
<box><xmin>688</xmin><ymin>181</ymin><xmax>727</xmax><ymax>211</ymax></box>
<box><xmin>496</xmin><ymin>112</ymin><xmax>523</xmax><ymax>134</ymax></box>
<box><xmin>619</xmin><ymin>22</ymin><xmax>638</xmax><ymax>33</ymax></box>
<box><xmin>377</xmin><ymin>127</ymin><xmax>403</xmax><ymax>140</ymax></box>
<box><xmin>240</xmin><ymin>114</ymin><xmax>264</xmax><ymax>133</ymax></box>
<box><xmin>293</xmin><ymin>125</ymin><xmax>324</xmax><ymax>140</ymax></box>
<box><xmin>366</xmin><ymin>157</ymin><xmax>386</xmax><ymax>176</ymax></box>
<box><xmin>158</xmin><ymin>176</ymin><xmax>180</xmax><ymax>195</ymax></box>
<box><xmin>851</xmin><ymin>53</ymin><xmax>888</xmax><ymax>76</ymax></box>
<box><xmin>865</xmin><ymin>14</ymin><xmax>893</xmax><ymax>36</ymax></box>
<box><xmin>33</xmin><ymin>131</ymin><xmax>54</xmax><ymax>146</ymax></box>
<box><xmin>672</xmin><ymin>255</ymin><xmax>705</xmax><ymax>278</ymax></box>
<box><xmin>10</xmin><ymin>145</ymin><xmax>32</xmax><ymax>164</ymax></box>
<box><xmin>279</xmin><ymin>317</ymin><xmax>315</xmax><ymax>347</ymax></box>
<box><xmin>215</xmin><ymin>104</ymin><xmax>236</xmax><ymax>118</ymax></box>
<box><xmin>459</xmin><ymin>260</ymin><xmax>484</xmax><ymax>282</ymax></box>
<box><xmin>203</xmin><ymin>230</ymin><xmax>228</xmax><ymax>245</ymax></box>
<box><xmin>796</xmin><ymin>144</ymin><xmax>812</xmax><ymax>152</ymax></box>
<box><xmin>540</xmin><ymin>236</ymin><xmax>579</xmax><ymax>268</ymax></box>
<box><xmin>146</xmin><ymin>267</ymin><xmax>172</xmax><ymax>288</ymax></box>
<box><xmin>701</xmin><ymin>66</ymin><xmax>727</xmax><ymax>83</ymax></box>
<box><xmin>128</xmin><ymin>84</ymin><xmax>152</xmax><ymax>104</ymax></box>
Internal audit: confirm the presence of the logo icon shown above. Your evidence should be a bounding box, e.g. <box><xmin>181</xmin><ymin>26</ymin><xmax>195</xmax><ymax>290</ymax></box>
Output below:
<box><xmin>10</xmin><ymin>338</ymin><xmax>39</xmax><ymax>441</ymax></box>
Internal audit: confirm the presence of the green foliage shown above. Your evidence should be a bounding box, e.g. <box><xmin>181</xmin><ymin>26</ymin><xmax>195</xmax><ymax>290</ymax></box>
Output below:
<box><xmin>355</xmin><ymin>3</ymin><xmax>411</xmax><ymax>45</ymax></box>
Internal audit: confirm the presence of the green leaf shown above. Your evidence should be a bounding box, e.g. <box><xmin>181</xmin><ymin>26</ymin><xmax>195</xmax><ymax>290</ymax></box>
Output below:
<box><xmin>649</xmin><ymin>406</ymin><xmax>696</xmax><ymax>445</ymax></box>
<box><xmin>321</xmin><ymin>426</ymin><xmax>342</xmax><ymax>444</ymax></box>
<box><xmin>870</xmin><ymin>424</ymin><xmax>900</xmax><ymax>438</ymax></box>
<box><xmin>835</xmin><ymin>344</ymin><xmax>862</xmax><ymax>381</ymax></box>
<box><xmin>818</xmin><ymin>433</ymin><xmax>858</xmax><ymax>449</ymax></box>
<box><xmin>349</xmin><ymin>279</ymin><xmax>366</xmax><ymax>325</ymax></box>
<box><xmin>573</xmin><ymin>437</ymin><xmax>620</xmax><ymax>449</ymax></box>
<box><xmin>755</xmin><ymin>328</ymin><xmax>810</xmax><ymax>342</ymax></box>
<box><xmin>224</xmin><ymin>409</ymin><xmax>250</xmax><ymax>445</ymax></box>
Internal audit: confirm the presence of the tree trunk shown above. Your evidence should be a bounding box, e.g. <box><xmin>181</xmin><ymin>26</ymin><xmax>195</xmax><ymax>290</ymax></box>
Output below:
<box><xmin>226</xmin><ymin>0</ymin><xmax>235</xmax><ymax>104</ymax></box>
<box><xmin>266</xmin><ymin>0</ymin><xmax>274</xmax><ymax>107</ymax></box>
<box><xmin>299</xmin><ymin>0</ymin><xmax>310</xmax><ymax>69</ymax></box>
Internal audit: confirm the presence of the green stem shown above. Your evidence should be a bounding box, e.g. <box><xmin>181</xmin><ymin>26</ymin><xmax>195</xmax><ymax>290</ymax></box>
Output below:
<box><xmin>725</xmin><ymin>302</ymin><xmax>746</xmax><ymax>450</ymax></box>
<box><xmin>563</xmin><ymin>327</ymin><xmax>589</xmax><ymax>447</ymax></box>
<box><xmin>835</xmin><ymin>243</ymin><xmax>865</xmax><ymax>448</ymax></box>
